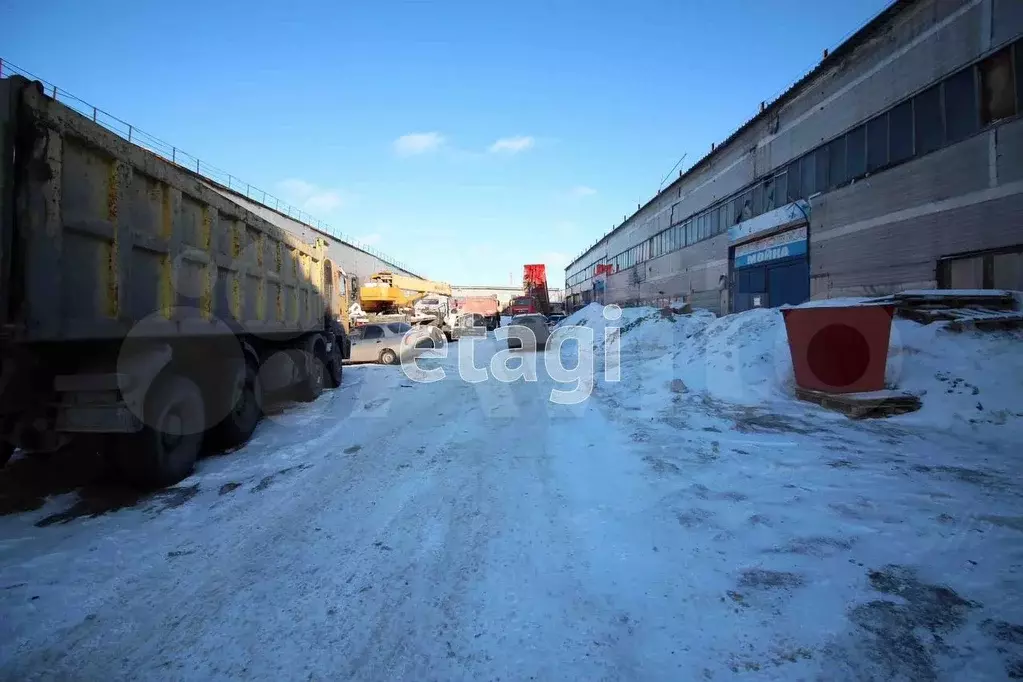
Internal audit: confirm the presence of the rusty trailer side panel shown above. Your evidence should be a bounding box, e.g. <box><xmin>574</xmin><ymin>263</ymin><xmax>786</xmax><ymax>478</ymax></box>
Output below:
<box><xmin>5</xmin><ymin>76</ymin><xmax>328</xmax><ymax>342</ymax></box>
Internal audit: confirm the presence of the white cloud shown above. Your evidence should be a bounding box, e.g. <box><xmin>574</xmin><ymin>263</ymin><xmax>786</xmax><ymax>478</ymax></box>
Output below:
<box><xmin>569</xmin><ymin>185</ymin><xmax>597</xmax><ymax>198</ymax></box>
<box><xmin>277</xmin><ymin>178</ymin><xmax>347</xmax><ymax>214</ymax></box>
<box><xmin>488</xmin><ymin>136</ymin><xmax>535</xmax><ymax>154</ymax></box>
<box><xmin>393</xmin><ymin>132</ymin><xmax>445</xmax><ymax>156</ymax></box>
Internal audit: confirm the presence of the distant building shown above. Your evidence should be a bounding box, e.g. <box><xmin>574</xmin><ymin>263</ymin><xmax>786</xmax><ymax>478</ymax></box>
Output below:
<box><xmin>452</xmin><ymin>285</ymin><xmax>564</xmax><ymax>308</ymax></box>
<box><xmin>565</xmin><ymin>0</ymin><xmax>1023</xmax><ymax>314</ymax></box>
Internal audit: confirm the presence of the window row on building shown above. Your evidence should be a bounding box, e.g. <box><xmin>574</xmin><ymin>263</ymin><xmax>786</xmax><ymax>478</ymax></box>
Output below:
<box><xmin>567</xmin><ymin>37</ymin><xmax>1023</xmax><ymax>289</ymax></box>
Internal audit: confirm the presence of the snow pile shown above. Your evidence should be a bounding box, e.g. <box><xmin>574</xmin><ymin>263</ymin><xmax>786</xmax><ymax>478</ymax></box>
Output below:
<box><xmin>562</xmin><ymin>302</ymin><xmax>793</xmax><ymax>406</ymax></box>
<box><xmin>670</xmin><ymin>307</ymin><xmax>793</xmax><ymax>404</ymax></box>
<box><xmin>888</xmin><ymin>318</ymin><xmax>1023</xmax><ymax>429</ymax></box>
<box><xmin>564</xmin><ymin>300</ymin><xmax>1023</xmax><ymax>429</ymax></box>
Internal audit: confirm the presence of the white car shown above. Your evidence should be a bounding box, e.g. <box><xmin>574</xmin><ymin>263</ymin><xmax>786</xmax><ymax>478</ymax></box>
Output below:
<box><xmin>506</xmin><ymin>314</ymin><xmax>551</xmax><ymax>350</ymax></box>
<box><xmin>346</xmin><ymin>322</ymin><xmax>441</xmax><ymax>365</ymax></box>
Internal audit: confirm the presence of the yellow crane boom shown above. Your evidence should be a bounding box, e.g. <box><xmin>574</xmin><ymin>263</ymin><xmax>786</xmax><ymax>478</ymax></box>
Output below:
<box><xmin>359</xmin><ymin>271</ymin><xmax>452</xmax><ymax>313</ymax></box>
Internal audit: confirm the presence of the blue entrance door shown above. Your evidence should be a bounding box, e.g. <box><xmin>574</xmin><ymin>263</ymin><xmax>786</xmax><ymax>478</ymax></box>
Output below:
<box><xmin>767</xmin><ymin>258</ymin><xmax>810</xmax><ymax>307</ymax></box>
<box><xmin>733</xmin><ymin>266</ymin><xmax>767</xmax><ymax>313</ymax></box>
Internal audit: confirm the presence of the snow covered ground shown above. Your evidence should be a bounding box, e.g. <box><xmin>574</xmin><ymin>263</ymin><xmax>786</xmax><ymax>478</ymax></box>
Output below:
<box><xmin>1</xmin><ymin>303</ymin><xmax>1022</xmax><ymax>681</ymax></box>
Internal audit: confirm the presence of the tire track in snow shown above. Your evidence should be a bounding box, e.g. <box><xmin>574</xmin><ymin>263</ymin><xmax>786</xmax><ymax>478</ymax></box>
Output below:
<box><xmin>3</xmin><ymin>365</ymin><xmax>481</xmax><ymax>680</ymax></box>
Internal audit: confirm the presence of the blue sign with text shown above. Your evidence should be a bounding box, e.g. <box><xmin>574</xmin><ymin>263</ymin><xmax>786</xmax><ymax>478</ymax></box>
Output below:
<box><xmin>735</xmin><ymin>238</ymin><xmax>807</xmax><ymax>268</ymax></box>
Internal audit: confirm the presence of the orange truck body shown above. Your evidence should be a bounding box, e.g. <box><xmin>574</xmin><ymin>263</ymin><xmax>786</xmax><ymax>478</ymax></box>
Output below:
<box><xmin>454</xmin><ymin>296</ymin><xmax>500</xmax><ymax>316</ymax></box>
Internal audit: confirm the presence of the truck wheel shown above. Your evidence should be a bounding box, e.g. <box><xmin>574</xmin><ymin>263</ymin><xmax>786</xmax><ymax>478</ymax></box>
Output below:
<box><xmin>379</xmin><ymin>348</ymin><xmax>398</xmax><ymax>365</ymax></box>
<box><xmin>326</xmin><ymin>349</ymin><xmax>344</xmax><ymax>388</ymax></box>
<box><xmin>117</xmin><ymin>374</ymin><xmax>205</xmax><ymax>488</ymax></box>
<box><xmin>294</xmin><ymin>347</ymin><xmax>326</xmax><ymax>402</ymax></box>
<box><xmin>211</xmin><ymin>362</ymin><xmax>263</xmax><ymax>449</ymax></box>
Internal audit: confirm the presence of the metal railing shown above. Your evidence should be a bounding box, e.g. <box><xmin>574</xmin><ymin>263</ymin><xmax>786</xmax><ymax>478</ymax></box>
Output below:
<box><xmin>0</xmin><ymin>57</ymin><xmax>415</xmax><ymax>275</ymax></box>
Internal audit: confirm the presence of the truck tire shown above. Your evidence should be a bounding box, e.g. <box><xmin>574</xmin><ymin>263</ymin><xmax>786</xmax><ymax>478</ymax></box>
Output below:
<box><xmin>379</xmin><ymin>348</ymin><xmax>398</xmax><ymax>365</ymax></box>
<box><xmin>326</xmin><ymin>347</ymin><xmax>343</xmax><ymax>388</ymax></box>
<box><xmin>116</xmin><ymin>374</ymin><xmax>205</xmax><ymax>488</ymax></box>
<box><xmin>294</xmin><ymin>346</ymin><xmax>326</xmax><ymax>403</ymax></box>
<box><xmin>211</xmin><ymin>362</ymin><xmax>263</xmax><ymax>449</ymax></box>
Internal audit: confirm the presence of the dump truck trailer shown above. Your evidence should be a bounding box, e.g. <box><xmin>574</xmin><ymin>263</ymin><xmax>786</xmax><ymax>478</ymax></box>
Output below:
<box><xmin>0</xmin><ymin>76</ymin><xmax>351</xmax><ymax>486</ymax></box>
<box><xmin>521</xmin><ymin>264</ymin><xmax>551</xmax><ymax>317</ymax></box>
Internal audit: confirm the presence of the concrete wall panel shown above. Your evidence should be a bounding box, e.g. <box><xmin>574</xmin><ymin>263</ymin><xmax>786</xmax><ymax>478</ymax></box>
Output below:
<box><xmin>993</xmin><ymin>0</ymin><xmax>1023</xmax><ymax>45</ymax></box>
<box><xmin>996</xmin><ymin>118</ymin><xmax>1023</xmax><ymax>184</ymax></box>
<box><xmin>811</xmin><ymin>132</ymin><xmax>992</xmax><ymax>239</ymax></box>
<box><xmin>811</xmin><ymin>185</ymin><xmax>1023</xmax><ymax>297</ymax></box>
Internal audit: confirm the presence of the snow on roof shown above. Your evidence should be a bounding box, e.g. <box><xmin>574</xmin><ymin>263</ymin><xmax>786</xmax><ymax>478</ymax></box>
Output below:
<box><xmin>780</xmin><ymin>297</ymin><xmax>890</xmax><ymax>309</ymax></box>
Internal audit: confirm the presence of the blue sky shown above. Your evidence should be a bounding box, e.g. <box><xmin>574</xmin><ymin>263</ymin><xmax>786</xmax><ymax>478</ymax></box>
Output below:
<box><xmin>4</xmin><ymin>0</ymin><xmax>891</xmax><ymax>287</ymax></box>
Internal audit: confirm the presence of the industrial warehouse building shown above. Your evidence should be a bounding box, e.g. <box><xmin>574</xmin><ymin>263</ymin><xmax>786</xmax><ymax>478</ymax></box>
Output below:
<box><xmin>565</xmin><ymin>0</ymin><xmax>1023</xmax><ymax>314</ymax></box>
<box><xmin>451</xmin><ymin>285</ymin><xmax>565</xmax><ymax>308</ymax></box>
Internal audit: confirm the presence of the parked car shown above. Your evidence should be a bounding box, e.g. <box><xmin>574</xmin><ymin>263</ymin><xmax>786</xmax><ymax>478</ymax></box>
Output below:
<box><xmin>506</xmin><ymin>314</ymin><xmax>551</xmax><ymax>350</ymax></box>
<box><xmin>346</xmin><ymin>323</ymin><xmax>440</xmax><ymax>365</ymax></box>
<box><xmin>546</xmin><ymin>313</ymin><xmax>567</xmax><ymax>327</ymax></box>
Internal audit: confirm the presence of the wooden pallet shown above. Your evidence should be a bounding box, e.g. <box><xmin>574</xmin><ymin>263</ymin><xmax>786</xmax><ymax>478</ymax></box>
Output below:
<box><xmin>888</xmin><ymin>290</ymin><xmax>1017</xmax><ymax>310</ymax></box>
<box><xmin>795</xmin><ymin>387</ymin><xmax>922</xmax><ymax>419</ymax></box>
<box><xmin>862</xmin><ymin>290</ymin><xmax>1020</xmax><ymax>330</ymax></box>
<box><xmin>896</xmin><ymin>305</ymin><xmax>1020</xmax><ymax>325</ymax></box>
<box><xmin>947</xmin><ymin>313</ymin><xmax>1023</xmax><ymax>332</ymax></box>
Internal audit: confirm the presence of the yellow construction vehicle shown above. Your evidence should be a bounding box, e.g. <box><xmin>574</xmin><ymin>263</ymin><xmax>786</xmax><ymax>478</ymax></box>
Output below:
<box><xmin>359</xmin><ymin>272</ymin><xmax>452</xmax><ymax>314</ymax></box>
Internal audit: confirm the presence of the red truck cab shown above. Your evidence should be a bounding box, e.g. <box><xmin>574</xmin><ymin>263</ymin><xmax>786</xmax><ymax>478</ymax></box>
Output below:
<box><xmin>510</xmin><ymin>296</ymin><xmax>539</xmax><ymax>315</ymax></box>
